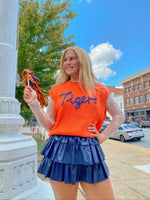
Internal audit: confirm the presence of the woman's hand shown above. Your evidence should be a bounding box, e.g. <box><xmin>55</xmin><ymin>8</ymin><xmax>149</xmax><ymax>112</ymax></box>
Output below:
<box><xmin>88</xmin><ymin>123</ymin><xmax>103</xmax><ymax>144</ymax></box>
<box><xmin>23</xmin><ymin>86</ymin><xmax>37</xmax><ymax>104</ymax></box>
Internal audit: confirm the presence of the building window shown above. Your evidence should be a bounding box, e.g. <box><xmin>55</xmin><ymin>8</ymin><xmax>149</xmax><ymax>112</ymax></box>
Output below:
<box><xmin>129</xmin><ymin>87</ymin><xmax>132</xmax><ymax>93</ymax></box>
<box><xmin>130</xmin><ymin>98</ymin><xmax>133</xmax><ymax>105</ymax></box>
<box><xmin>125</xmin><ymin>88</ymin><xmax>128</xmax><ymax>94</ymax></box>
<box><xmin>126</xmin><ymin>99</ymin><xmax>129</xmax><ymax>106</ymax></box>
<box><xmin>145</xmin><ymin>94</ymin><xmax>150</xmax><ymax>103</ymax></box>
<box><xmin>135</xmin><ymin>111</ymin><xmax>139</xmax><ymax>116</ymax></box>
<box><xmin>144</xmin><ymin>81</ymin><xmax>149</xmax><ymax>88</ymax></box>
<box><xmin>135</xmin><ymin>96</ymin><xmax>139</xmax><ymax>105</ymax></box>
<box><xmin>138</xmin><ymin>83</ymin><xmax>142</xmax><ymax>90</ymax></box>
<box><xmin>139</xmin><ymin>95</ymin><xmax>143</xmax><ymax>104</ymax></box>
<box><xmin>134</xmin><ymin>85</ymin><xmax>138</xmax><ymax>91</ymax></box>
<box><xmin>140</xmin><ymin>111</ymin><xmax>145</xmax><ymax>115</ymax></box>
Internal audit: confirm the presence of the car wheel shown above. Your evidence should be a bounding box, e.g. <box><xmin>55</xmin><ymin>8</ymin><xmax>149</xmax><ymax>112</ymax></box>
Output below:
<box><xmin>120</xmin><ymin>135</ymin><xmax>125</xmax><ymax>142</ymax></box>
<box><xmin>137</xmin><ymin>138</ymin><xmax>141</xmax><ymax>140</ymax></box>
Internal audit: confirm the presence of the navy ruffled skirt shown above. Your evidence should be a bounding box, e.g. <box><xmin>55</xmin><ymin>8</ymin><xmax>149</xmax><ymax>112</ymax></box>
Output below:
<box><xmin>38</xmin><ymin>135</ymin><xmax>109</xmax><ymax>185</ymax></box>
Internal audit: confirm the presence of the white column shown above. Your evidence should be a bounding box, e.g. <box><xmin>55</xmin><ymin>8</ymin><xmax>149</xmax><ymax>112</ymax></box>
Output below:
<box><xmin>0</xmin><ymin>1</ymin><xmax>55</xmax><ymax>199</ymax></box>
<box><xmin>0</xmin><ymin>0</ymin><xmax>37</xmax><ymax>199</ymax></box>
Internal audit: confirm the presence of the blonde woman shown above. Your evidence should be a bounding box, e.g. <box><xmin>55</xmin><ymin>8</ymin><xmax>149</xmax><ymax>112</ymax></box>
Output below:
<box><xmin>23</xmin><ymin>46</ymin><xmax>125</xmax><ymax>200</ymax></box>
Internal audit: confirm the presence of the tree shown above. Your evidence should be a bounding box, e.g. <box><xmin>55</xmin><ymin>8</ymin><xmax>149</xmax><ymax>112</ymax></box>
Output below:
<box><xmin>16</xmin><ymin>0</ymin><xmax>77</xmax><ymax>121</ymax></box>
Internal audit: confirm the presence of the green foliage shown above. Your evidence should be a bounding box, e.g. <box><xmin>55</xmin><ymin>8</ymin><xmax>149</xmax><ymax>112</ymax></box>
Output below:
<box><xmin>16</xmin><ymin>84</ymin><xmax>34</xmax><ymax>121</ymax></box>
<box><xmin>16</xmin><ymin>0</ymin><xmax>77</xmax><ymax>121</ymax></box>
<box><xmin>34</xmin><ymin>137</ymin><xmax>46</xmax><ymax>155</ymax></box>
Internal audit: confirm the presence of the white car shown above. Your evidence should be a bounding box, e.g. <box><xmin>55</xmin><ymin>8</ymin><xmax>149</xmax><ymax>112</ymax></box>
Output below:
<box><xmin>110</xmin><ymin>124</ymin><xmax>144</xmax><ymax>142</ymax></box>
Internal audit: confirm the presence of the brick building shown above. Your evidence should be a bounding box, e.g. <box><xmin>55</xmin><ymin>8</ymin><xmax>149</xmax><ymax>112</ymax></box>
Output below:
<box><xmin>106</xmin><ymin>85</ymin><xmax>124</xmax><ymax>110</ymax></box>
<box><xmin>106</xmin><ymin>86</ymin><xmax>124</xmax><ymax>119</ymax></box>
<box><xmin>119</xmin><ymin>67</ymin><xmax>150</xmax><ymax>122</ymax></box>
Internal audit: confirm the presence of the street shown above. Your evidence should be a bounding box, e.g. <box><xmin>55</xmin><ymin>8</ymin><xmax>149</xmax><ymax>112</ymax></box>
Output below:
<box><xmin>126</xmin><ymin>128</ymin><xmax>150</xmax><ymax>148</ymax></box>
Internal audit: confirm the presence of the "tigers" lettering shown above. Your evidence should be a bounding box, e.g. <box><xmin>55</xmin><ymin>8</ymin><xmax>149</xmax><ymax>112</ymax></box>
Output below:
<box><xmin>59</xmin><ymin>91</ymin><xmax>97</xmax><ymax>109</ymax></box>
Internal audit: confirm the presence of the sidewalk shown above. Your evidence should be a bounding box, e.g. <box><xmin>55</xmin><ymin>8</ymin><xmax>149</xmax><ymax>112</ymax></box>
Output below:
<box><xmin>90</xmin><ymin>139</ymin><xmax>150</xmax><ymax>200</ymax></box>
<box><xmin>20</xmin><ymin>126</ymin><xmax>42</xmax><ymax>138</ymax></box>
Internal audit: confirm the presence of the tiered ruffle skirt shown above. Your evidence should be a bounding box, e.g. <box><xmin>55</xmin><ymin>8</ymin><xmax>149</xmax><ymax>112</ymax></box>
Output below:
<box><xmin>38</xmin><ymin>135</ymin><xmax>109</xmax><ymax>185</ymax></box>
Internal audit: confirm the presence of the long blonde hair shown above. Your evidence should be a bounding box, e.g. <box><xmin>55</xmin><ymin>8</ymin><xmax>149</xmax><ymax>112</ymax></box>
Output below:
<box><xmin>56</xmin><ymin>46</ymin><xmax>100</xmax><ymax>95</ymax></box>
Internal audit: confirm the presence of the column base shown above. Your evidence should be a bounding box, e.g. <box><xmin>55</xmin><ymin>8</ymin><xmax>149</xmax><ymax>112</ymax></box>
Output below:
<box><xmin>0</xmin><ymin>135</ymin><xmax>37</xmax><ymax>200</ymax></box>
<box><xmin>11</xmin><ymin>177</ymin><xmax>55</xmax><ymax>200</ymax></box>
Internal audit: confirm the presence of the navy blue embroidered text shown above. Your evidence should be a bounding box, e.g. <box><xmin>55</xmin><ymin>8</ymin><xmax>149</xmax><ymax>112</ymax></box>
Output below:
<box><xmin>59</xmin><ymin>91</ymin><xmax>97</xmax><ymax>109</ymax></box>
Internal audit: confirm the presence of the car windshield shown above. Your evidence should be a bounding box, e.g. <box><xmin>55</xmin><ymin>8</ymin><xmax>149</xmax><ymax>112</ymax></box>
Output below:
<box><xmin>122</xmin><ymin>124</ymin><xmax>138</xmax><ymax>129</ymax></box>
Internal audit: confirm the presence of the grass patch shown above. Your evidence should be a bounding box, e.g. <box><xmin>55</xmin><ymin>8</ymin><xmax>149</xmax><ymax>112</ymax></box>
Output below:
<box><xmin>34</xmin><ymin>138</ymin><xmax>46</xmax><ymax>155</ymax></box>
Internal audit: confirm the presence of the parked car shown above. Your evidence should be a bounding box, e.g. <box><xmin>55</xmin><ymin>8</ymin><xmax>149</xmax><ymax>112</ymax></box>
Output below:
<box><xmin>130</xmin><ymin>121</ymin><xmax>140</xmax><ymax>127</ymax></box>
<box><xmin>139</xmin><ymin>120</ymin><xmax>150</xmax><ymax>128</ymax></box>
<box><xmin>100</xmin><ymin>123</ymin><xmax>108</xmax><ymax>133</ymax></box>
<box><xmin>99</xmin><ymin>120</ymin><xmax>111</xmax><ymax>133</ymax></box>
<box><xmin>124</xmin><ymin>119</ymin><xmax>130</xmax><ymax>124</ymax></box>
<box><xmin>110</xmin><ymin>124</ymin><xmax>144</xmax><ymax>142</ymax></box>
<box><xmin>124</xmin><ymin>119</ymin><xmax>140</xmax><ymax>127</ymax></box>
<box><xmin>104</xmin><ymin>119</ymin><xmax>111</xmax><ymax>125</ymax></box>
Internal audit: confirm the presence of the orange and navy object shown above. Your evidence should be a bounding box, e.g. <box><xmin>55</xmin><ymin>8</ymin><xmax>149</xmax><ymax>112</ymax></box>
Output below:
<box><xmin>22</xmin><ymin>69</ymin><xmax>48</xmax><ymax>107</ymax></box>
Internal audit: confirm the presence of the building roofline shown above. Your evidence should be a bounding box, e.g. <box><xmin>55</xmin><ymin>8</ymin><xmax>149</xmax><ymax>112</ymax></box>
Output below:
<box><xmin>119</xmin><ymin>67</ymin><xmax>150</xmax><ymax>84</ymax></box>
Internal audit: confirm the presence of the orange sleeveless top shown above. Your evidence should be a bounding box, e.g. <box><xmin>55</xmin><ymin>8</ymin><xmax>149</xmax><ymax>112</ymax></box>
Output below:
<box><xmin>49</xmin><ymin>80</ymin><xmax>109</xmax><ymax>138</ymax></box>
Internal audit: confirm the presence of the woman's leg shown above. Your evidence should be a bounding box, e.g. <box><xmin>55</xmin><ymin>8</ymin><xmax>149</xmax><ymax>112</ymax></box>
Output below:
<box><xmin>80</xmin><ymin>178</ymin><xmax>115</xmax><ymax>200</ymax></box>
<box><xmin>49</xmin><ymin>179</ymin><xmax>79</xmax><ymax>200</ymax></box>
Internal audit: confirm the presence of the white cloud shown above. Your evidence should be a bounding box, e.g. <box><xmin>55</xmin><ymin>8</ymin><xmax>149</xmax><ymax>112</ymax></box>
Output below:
<box><xmin>89</xmin><ymin>43</ymin><xmax>123</xmax><ymax>80</ymax></box>
<box><xmin>79</xmin><ymin>0</ymin><xmax>91</xmax><ymax>3</ymax></box>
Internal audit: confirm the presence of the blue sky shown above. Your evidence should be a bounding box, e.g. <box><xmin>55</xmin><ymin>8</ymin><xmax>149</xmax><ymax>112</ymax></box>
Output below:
<box><xmin>65</xmin><ymin>0</ymin><xmax>150</xmax><ymax>87</ymax></box>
